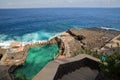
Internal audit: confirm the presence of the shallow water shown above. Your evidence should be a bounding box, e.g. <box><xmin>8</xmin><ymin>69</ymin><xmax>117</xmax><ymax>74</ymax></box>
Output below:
<box><xmin>13</xmin><ymin>44</ymin><xmax>59</xmax><ymax>80</ymax></box>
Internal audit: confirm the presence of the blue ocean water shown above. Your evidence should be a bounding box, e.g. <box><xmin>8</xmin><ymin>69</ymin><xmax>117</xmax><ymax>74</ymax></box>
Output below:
<box><xmin>0</xmin><ymin>8</ymin><xmax>120</xmax><ymax>42</ymax></box>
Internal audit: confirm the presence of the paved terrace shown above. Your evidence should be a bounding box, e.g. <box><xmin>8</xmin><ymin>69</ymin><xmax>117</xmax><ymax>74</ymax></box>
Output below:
<box><xmin>33</xmin><ymin>54</ymin><xmax>100</xmax><ymax>80</ymax></box>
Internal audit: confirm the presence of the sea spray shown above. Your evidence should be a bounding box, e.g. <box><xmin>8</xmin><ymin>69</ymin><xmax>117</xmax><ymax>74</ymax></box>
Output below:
<box><xmin>0</xmin><ymin>31</ymin><xmax>65</xmax><ymax>48</ymax></box>
<box><xmin>0</xmin><ymin>30</ymin><xmax>56</xmax><ymax>41</ymax></box>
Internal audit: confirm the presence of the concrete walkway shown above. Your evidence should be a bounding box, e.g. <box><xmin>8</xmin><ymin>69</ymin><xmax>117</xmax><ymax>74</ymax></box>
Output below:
<box><xmin>32</xmin><ymin>61</ymin><xmax>59</xmax><ymax>80</ymax></box>
<box><xmin>32</xmin><ymin>54</ymin><xmax>100</xmax><ymax>80</ymax></box>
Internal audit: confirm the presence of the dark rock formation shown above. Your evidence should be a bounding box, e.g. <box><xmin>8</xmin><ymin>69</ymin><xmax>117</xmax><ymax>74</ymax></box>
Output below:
<box><xmin>67</xmin><ymin>29</ymin><xmax>85</xmax><ymax>41</ymax></box>
<box><xmin>55</xmin><ymin>37</ymin><xmax>65</xmax><ymax>55</ymax></box>
<box><xmin>67</xmin><ymin>28</ymin><xmax>120</xmax><ymax>50</ymax></box>
<box><xmin>76</xmin><ymin>35</ymin><xmax>85</xmax><ymax>41</ymax></box>
<box><xmin>0</xmin><ymin>54</ymin><xmax>3</xmax><ymax>60</ymax></box>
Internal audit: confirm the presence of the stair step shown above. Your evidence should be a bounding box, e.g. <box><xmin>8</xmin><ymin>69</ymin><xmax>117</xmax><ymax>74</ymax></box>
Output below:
<box><xmin>68</xmin><ymin>73</ymin><xmax>89</xmax><ymax>80</ymax></box>
<box><xmin>59</xmin><ymin>74</ymin><xmax>76</xmax><ymax>80</ymax></box>
<box><xmin>59</xmin><ymin>67</ymin><xmax>98</xmax><ymax>80</ymax></box>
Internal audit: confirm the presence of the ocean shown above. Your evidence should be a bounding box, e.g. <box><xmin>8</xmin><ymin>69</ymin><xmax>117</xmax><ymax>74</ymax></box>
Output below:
<box><xmin>0</xmin><ymin>8</ymin><xmax>120</xmax><ymax>42</ymax></box>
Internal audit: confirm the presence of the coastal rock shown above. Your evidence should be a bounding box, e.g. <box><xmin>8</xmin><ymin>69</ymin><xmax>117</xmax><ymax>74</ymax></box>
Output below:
<box><xmin>67</xmin><ymin>28</ymin><xmax>120</xmax><ymax>50</ymax></box>
<box><xmin>0</xmin><ymin>65</ymin><xmax>12</xmax><ymax>80</ymax></box>
<box><xmin>57</xmin><ymin>28</ymin><xmax>120</xmax><ymax>57</ymax></box>
<box><xmin>54</xmin><ymin>37</ymin><xmax>65</xmax><ymax>55</ymax></box>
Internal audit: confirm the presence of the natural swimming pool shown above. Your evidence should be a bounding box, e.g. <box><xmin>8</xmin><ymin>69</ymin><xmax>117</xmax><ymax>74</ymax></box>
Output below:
<box><xmin>13</xmin><ymin>44</ymin><xmax>59</xmax><ymax>80</ymax></box>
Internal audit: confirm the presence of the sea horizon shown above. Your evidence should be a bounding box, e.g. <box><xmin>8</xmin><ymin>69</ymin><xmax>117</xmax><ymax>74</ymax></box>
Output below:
<box><xmin>0</xmin><ymin>8</ymin><xmax>120</xmax><ymax>43</ymax></box>
<box><xmin>0</xmin><ymin>0</ymin><xmax>120</xmax><ymax>80</ymax></box>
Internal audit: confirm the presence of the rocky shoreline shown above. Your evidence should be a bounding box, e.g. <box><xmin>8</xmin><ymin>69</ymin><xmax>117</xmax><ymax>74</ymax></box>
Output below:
<box><xmin>0</xmin><ymin>27</ymin><xmax>120</xmax><ymax>80</ymax></box>
<box><xmin>61</xmin><ymin>27</ymin><xmax>120</xmax><ymax>56</ymax></box>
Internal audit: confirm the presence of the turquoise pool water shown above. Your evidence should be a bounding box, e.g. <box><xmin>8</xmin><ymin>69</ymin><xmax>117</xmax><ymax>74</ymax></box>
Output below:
<box><xmin>13</xmin><ymin>44</ymin><xmax>59</xmax><ymax>80</ymax></box>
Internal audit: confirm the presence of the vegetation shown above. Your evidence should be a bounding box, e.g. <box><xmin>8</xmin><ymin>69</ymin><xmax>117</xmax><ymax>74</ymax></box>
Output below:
<box><xmin>100</xmin><ymin>43</ymin><xmax>120</xmax><ymax>80</ymax></box>
<box><xmin>73</xmin><ymin>43</ymin><xmax>120</xmax><ymax>80</ymax></box>
<box><xmin>99</xmin><ymin>54</ymin><xmax>120</xmax><ymax>80</ymax></box>
<box><xmin>72</xmin><ymin>48</ymin><xmax>102</xmax><ymax>58</ymax></box>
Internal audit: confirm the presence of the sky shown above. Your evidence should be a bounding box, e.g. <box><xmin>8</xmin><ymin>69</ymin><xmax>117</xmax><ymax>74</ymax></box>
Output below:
<box><xmin>0</xmin><ymin>0</ymin><xmax>120</xmax><ymax>8</ymax></box>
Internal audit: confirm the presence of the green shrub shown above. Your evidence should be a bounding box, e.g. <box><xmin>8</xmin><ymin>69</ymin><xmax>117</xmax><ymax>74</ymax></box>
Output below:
<box><xmin>74</xmin><ymin>48</ymin><xmax>120</xmax><ymax>80</ymax></box>
<box><xmin>99</xmin><ymin>54</ymin><xmax>120</xmax><ymax>80</ymax></box>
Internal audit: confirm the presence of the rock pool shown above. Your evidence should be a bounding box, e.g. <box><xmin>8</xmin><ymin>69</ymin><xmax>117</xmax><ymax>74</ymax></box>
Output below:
<box><xmin>13</xmin><ymin>44</ymin><xmax>59</xmax><ymax>80</ymax></box>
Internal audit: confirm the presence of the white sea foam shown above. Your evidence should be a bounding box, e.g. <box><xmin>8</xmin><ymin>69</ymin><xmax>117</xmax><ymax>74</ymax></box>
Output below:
<box><xmin>0</xmin><ymin>30</ymin><xmax>59</xmax><ymax>48</ymax></box>
<box><xmin>0</xmin><ymin>40</ymin><xmax>15</xmax><ymax>49</ymax></box>
<box><xmin>100</xmin><ymin>27</ymin><xmax>120</xmax><ymax>31</ymax></box>
<box><xmin>1</xmin><ymin>26</ymin><xmax>119</xmax><ymax>48</ymax></box>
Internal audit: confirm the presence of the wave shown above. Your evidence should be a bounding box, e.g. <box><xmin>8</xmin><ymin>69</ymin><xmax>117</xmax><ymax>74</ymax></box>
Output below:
<box><xmin>100</xmin><ymin>27</ymin><xmax>120</xmax><ymax>31</ymax></box>
<box><xmin>0</xmin><ymin>30</ymin><xmax>56</xmax><ymax>40</ymax></box>
<box><xmin>0</xmin><ymin>30</ymin><xmax>67</xmax><ymax>48</ymax></box>
<box><xmin>0</xmin><ymin>30</ymin><xmax>60</xmax><ymax>48</ymax></box>
<box><xmin>0</xmin><ymin>40</ymin><xmax>15</xmax><ymax>48</ymax></box>
<box><xmin>0</xmin><ymin>26</ymin><xmax>119</xmax><ymax>48</ymax></box>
